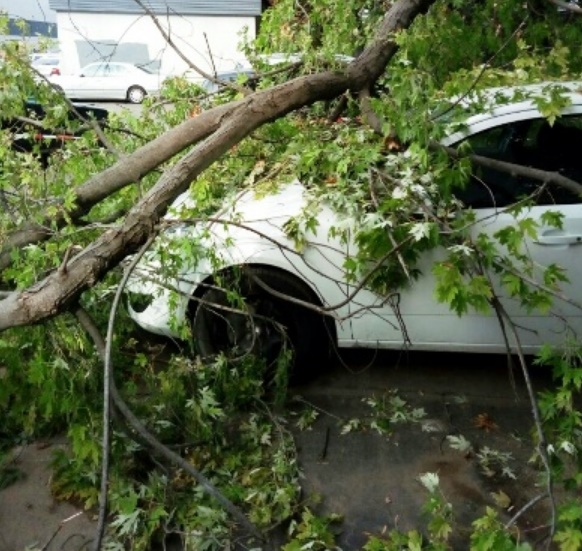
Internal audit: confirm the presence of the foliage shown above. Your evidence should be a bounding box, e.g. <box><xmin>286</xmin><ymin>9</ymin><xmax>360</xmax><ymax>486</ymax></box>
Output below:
<box><xmin>362</xmin><ymin>479</ymin><xmax>535</xmax><ymax>551</ymax></box>
<box><xmin>361</xmin><ymin>472</ymin><xmax>453</xmax><ymax>550</ymax></box>
<box><xmin>535</xmin><ymin>346</ymin><xmax>582</xmax><ymax>550</ymax></box>
<box><xmin>470</xmin><ymin>507</ymin><xmax>532</xmax><ymax>551</ymax></box>
<box><xmin>1</xmin><ymin>0</ymin><xmax>582</xmax><ymax>549</ymax></box>
<box><xmin>283</xmin><ymin>508</ymin><xmax>342</xmax><ymax>551</ymax></box>
<box><xmin>50</xmin><ymin>353</ymin><xmax>300</xmax><ymax>550</ymax></box>
<box><xmin>341</xmin><ymin>389</ymin><xmax>426</xmax><ymax>436</ymax></box>
<box><xmin>0</xmin><ymin>319</ymin><xmax>103</xmax><ymax>438</ymax></box>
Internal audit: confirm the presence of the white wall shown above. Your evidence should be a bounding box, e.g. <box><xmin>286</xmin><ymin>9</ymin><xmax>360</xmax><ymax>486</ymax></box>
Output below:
<box><xmin>56</xmin><ymin>12</ymin><xmax>255</xmax><ymax>77</ymax></box>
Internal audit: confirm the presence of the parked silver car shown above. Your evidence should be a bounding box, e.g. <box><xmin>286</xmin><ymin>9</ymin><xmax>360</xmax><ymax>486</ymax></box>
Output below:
<box><xmin>50</xmin><ymin>61</ymin><xmax>160</xmax><ymax>103</ymax></box>
<box><xmin>201</xmin><ymin>68</ymin><xmax>257</xmax><ymax>93</ymax></box>
<box><xmin>31</xmin><ymin>53</ymin><xmax>62</xmax><ymax>77</ymax></box>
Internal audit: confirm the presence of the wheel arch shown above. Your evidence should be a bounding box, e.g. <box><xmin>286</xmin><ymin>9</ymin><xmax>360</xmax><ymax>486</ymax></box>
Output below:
<box><xmin>188</xmin><ymin>262</ymin><xmax>338</xmax><ymax>347</ymax></box>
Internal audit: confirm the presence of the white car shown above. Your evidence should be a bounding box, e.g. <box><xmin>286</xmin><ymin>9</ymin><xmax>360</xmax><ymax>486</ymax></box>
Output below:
<box><xmin>50</xmin><ymin>62</ymin><xmax>160</xmax><ymax>104</ymax></box>
<box><xmin>31</xmin><ymin>53</ymin><xmax>62</xmax><ymax>77</ymax></box>
<box><xmin>126</xmin><ymin>82</ymin><xmax>582</xmax><ymax>370</ymax></box>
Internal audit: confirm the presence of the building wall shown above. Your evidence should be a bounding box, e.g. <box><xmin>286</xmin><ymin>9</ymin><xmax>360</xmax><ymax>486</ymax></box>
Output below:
<box><xmin>0</xmin><ymin>20</ymin><xmax>57</xmax><ymax>44</ymax></box>
<box><xmin>0</xmin><ymin>0</ymin><xmax>57</xmax><ymax>45</ymax></box>
<box><xmin>49</xmin><ymin>0</ymin><xmax>261</xmax><ymax>16</ymax></box>
<box><xmin>56</xmin><ymin>11</ymin><xmax>257</xmax><ymax>77</ymax></box>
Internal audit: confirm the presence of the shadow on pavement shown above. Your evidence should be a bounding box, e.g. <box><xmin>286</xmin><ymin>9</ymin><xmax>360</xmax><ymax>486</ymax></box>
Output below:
<box><xmin>287</xmin><ymin>350</ymin><xmax>554</xmax><ymax>549</ymax></box>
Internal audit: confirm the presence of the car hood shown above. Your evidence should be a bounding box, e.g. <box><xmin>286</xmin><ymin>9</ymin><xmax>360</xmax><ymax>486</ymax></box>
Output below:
<box><xmin>167</xmin><ymin>179</ymin><xmax>307</xmax><ymax>225</ymax></box>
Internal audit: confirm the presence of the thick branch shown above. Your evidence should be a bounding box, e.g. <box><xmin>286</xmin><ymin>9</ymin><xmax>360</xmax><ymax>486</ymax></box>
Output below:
<box><xmin>0</xmin><ymin>102</ymin><xmax>235</xmax><ymax>271</ymax></box>
<box><xmin>435</xmin><ymin>143</ymin><xmax>582</xmax><ymax>196</ymax></box>
<box><xmin>134</xmin><ymin>0</ymin><xmax>215</xmax><ymax>81</ymax></box>
<box><xmin>0</xmin><ymin>0</ymin><xmax>437</xmax><ymax>332</ymax></box>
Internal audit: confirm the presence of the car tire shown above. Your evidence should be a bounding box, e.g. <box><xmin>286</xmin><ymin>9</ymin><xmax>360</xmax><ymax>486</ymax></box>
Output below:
<box><xmin>192</xmin><ymin>267</ymin><xmax>330</xmax><ymax>381</ymax></box>
<box><xmin>127</xmin><ymin>86</ymin><xmax>146</xmax><ymax>104</ymax></box>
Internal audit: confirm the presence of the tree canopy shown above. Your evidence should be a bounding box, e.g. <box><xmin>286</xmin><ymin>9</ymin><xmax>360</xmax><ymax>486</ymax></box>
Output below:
<box><xmin>1</xmin><ymin>0</ymin><xmax>582</xmax><ymax>549</ymax></box>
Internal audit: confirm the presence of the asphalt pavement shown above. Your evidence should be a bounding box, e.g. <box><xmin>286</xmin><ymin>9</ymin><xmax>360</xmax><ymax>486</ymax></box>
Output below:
<box><xmin>288</xmin><ymin>350</ymin><xmax>553</xmax><ymax>549</ymax></box>
<box><xmin>0</xmin><ymin>350</ymin><xmax>554</xmax><ymax>550</ymax></box>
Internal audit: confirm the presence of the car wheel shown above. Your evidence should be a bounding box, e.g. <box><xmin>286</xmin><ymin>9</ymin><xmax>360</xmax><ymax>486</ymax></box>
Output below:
<box><xmin>127</xmin><ymin>86</ymin><xmax>146</xmax><ymax>104</ymax></box>
<box><xmin>192</xmin><ymin>267</ymin><xmax>330</xmax><ymax>380</ymax></box>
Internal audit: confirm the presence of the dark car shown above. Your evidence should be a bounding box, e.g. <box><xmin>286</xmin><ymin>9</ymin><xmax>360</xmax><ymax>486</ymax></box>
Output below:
<box><xmin>2</xmin><ymin>100</ymin><xmax>109</xmax><ymax>164</ymax></box>
<box><xmin>201</xmin><ymin>68</ymin><xmax>257</xmax><ymax>93</ymax></box>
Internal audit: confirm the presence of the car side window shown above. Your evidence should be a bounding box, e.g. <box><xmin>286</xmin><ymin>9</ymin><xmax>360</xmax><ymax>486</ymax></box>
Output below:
<box><xmin>107</xmin><ymin>65</ymin><xmax>123</xmax><ymax>75</ymax></box>
<box><xmin>100</xmin><ymin>64</ymin><xmax>115</xmax><ymax>76</ymax></box>
<box><xmin>455</xmin><ymin>116</ymin><xmax>582</xmax><ymax>208</ymax></box>
<box><xmin>82</xmin><ymin>64</ymin><xmax>103</xmax><ymax>77</ymax></box>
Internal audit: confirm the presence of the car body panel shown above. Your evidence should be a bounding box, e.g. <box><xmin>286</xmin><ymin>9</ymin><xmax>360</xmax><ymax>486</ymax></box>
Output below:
<box><xmin>127</xmin><ymin>82</ymin><xmax>582</xmax><ymax>353</ymax></box>
<box><xmin>348</xmin><ymin>203</ymin><xmax>582</xmax><ymax>352</ymax></box>
<box><xmin>50</xmin><ymin>62</ymin><xmax>160</xmax><ymax>101</ymax></box>
<box><xmin>31</xmin><ymin>54</ymin><xmax>62</xmax><ymax>77</ymax></box>
<box><xmin>129</xmin><ymin>181</ymin><xmax>355</xmax><ymax>341</ymax></box>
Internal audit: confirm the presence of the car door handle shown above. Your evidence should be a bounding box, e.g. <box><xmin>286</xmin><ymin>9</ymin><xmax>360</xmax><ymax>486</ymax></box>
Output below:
<box><xmin>535</xmin><ymin>233</ymin><xmax>582</xmax><ymax>246</ymax></box>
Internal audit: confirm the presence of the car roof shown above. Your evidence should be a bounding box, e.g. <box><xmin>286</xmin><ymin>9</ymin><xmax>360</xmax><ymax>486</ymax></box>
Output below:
<box><xmin>440</xmin><ymin>81</ymin><xmax>582</xmax><ymax>145</ymax></box>
<box><xmin>217</xmin><ymin>68</ymin><xmax>255</xmax><ymax>77</ymax></box>
<box><xmin>454</xmin><ymin>81</ymin><xmax>582</xmax><ymax>111</ymax></box>
<box><xmin>30</xmin><ymin>52</ymin><xmax>60</xmax><ymax>60</ymax></box>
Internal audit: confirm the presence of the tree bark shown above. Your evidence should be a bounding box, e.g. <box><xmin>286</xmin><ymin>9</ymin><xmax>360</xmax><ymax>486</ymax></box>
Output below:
<box><xmin>0</xmin><ymin>0</ymin><xmax>436</xmax><ymax>332</ymax></box>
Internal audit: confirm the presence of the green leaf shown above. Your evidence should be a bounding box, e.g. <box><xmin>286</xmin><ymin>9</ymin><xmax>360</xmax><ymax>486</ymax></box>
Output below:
<box><xmin>554</xmin><ymin>528</ymin><xmax>582</xmax><ymax>551</ymax></box>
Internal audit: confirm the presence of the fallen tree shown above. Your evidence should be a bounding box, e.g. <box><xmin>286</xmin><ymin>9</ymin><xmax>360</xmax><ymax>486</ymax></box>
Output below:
<box><xmin>1</xmin><ymin>1</ymin><xmax>582</xmax><ymax>549</ymax></box>
<box><xmin>0</xmin><ymin>0</ymin><xmax>436</xmax><ymax>330</ymax></box>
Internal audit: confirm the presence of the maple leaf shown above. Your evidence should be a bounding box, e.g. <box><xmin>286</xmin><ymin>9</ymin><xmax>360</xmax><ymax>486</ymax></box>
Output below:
<box><xmin>490</xmin><ymin>489</ymin><xmax>512</xmax><ymax>509</ymax></box>
<box><xmin>473</xmin><ymin>413</ymin><xmax>498</xmax><ymax>432</ymax></box>
<box><xmin>447</xmin><ymin>434</ymin><xmax>473</xmax><ymax>454</ymax></box>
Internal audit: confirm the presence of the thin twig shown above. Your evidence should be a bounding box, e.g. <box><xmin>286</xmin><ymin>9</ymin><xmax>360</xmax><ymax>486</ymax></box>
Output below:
<box><xmin>505</xmin><ymin>492</ymin><xmax>548</xmax><ymax>529</ymax></box>
<box><xmin>492</xmin><ymin>298</ymin><xmax>557</xmax><ymax>545</ymax></box>
<box><xmin>369</xmin><ymin>168</ymin><xmax>411</xmax><ymax>281</ymax></box>
<box><xmin>430</xmin><ymin>15</ymin><xmax>529</xmax><ymax>121</ymax></box>
<box><xmin>132</xmin><ymin>0</ymin><xmax>250</xmax><ymax>94</ymax></box>
<box><xmin>75</xmin><ymin>235</ymin><xmax>264</xmax><ymax>550</ymax></box>
<box><xmin>40</xmin><ymin>512</ymin><xmax>84</xmax><ymax>551</ymax></box>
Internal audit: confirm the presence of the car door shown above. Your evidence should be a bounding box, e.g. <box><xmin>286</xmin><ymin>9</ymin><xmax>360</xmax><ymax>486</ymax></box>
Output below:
<box><xmin>100</xmin><ymin>64</ymin><xmax>128</xmax><ymax>100</ymax></box>
<box><xmin>349</xmin><ymin>109</ymin><xmax>582</xmax><ymax>353</ymax></box>
<box><xmin>69</xmin><ymin>63</ymin><xmax>105</xmax><ymax>99</ymax></box>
